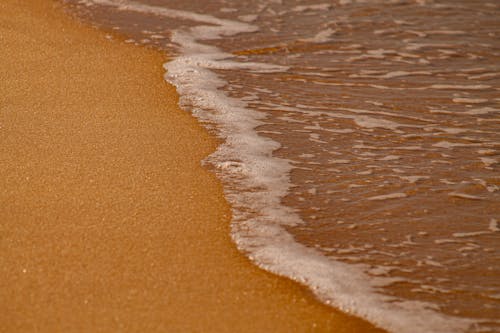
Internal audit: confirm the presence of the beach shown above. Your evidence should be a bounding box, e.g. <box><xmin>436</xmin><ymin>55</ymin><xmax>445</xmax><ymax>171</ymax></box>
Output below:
<box><xmin>0</xmin><ymin>1</ymin><xmax>383</xmax><ymax>332</ymax></box>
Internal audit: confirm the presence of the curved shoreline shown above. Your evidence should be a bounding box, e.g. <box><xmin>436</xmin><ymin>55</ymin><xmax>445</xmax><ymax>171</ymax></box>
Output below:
<box><xmin>0</xmin><ymin>1</ymin><xmax>383</xmax><ymax>332</ymax></box>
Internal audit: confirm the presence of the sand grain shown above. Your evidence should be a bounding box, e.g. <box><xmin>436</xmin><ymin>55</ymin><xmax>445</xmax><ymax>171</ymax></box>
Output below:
<box><xmin>0</xmin><ymin>1</ymin><xmax>382</xmax><ymax>332</ymax></box>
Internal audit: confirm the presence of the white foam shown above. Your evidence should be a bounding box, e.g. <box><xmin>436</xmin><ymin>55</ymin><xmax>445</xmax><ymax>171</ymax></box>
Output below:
<box><xmin>474</xmin><ymin>178</ymin><xmax>498</xmax><ymax>193</ymax></box>
<box><xmin>463</xmin><ymin>107</ymin><xmax>498</xmax><ymax>115</ymax></box>
<box><xmin>82</xmin><ymin>0</ymin><xmax>257</xmax><ymax>34</ymax></box>
<box><xmin>448</xmin><ymin>192</ymin><xmax>484</xmax><ymax>200</ymax></box>
<box><xmin>452</xmin><ymin>97</ymin><xmax>488</xmax><ymax>104</ymax></box>
<box><xmin>238</xmin><ymin>14</ymin><xmax>258</xmax><ymax>23</ymax></box>
<box><xmin>468</xmin><ymin>72</ymin><xmax>499</xmax><ymax>80</ymax></box>
<box><xmin>425</xmin><ymin>30</ymin><xmax>466</xmax><ymax>35</ymax></box>
<box><xmin>453</xmin><ymin>231</ymin><xmax>489</xmax><ymax>238</ymax></box>
<box><xmin>434</xmin><ymin>127</ymin><xmax>467</xmax><ymax>134</ymax></box>
<box><xmin>220</xmin><ymin>7</ymin><xmax>237</xmax><ymax>13</ymax></box>
<box><xmin>432</xmin><ymin>141</ymin><xmax>481</xmax><ymax>149</ymax></box>
<box><xmin>380</xmin><ymin>155</ymin><xmax>401</xmax><ymax>161</ymax></box>
<box><xmin>399</xmin><ymin>176</ymin><xmax>430</xmax><ymax>183</ymax></box>
<box><xmin>291</xmin><ymin>3</ymin><xmax>332</xmax><ymax>12</ymax></box>
<box><xmin>430</xmin><ymin>84</ymin><xmax>491</xmax><ymax>90</ymax></box>
<box><xmin>489</xmin><ymin>219</ymin><xmax>499</xmax><ymax>232</ymax></box>
<box><xmin>165</xmin><ymin>24</ymin><xmax>474</xmax><ymax>333</ymax></box>
<box><xmin>435</xmin><ymin>239</ymin><xmax>462</xmax><ymax>245</ymax></box>
<box><xmin>368</xmin><ymin>193</ymin><xmax>408</xmax><ymax>201</ymax></box>
<box><xmin>338</xmin><ymin>107</ymin><xmax>434</xmax><ymax>124</ymax></box>
<box><xmin>405</xmin><ymin>43</ymin><xmax>455</xmax><ymax>51</ymax></box>
<box><xmin>352</xmin><ymin>115</ymin><xmax>402</xmax><ymax>130</ymax></box>
<box><xmin>350</xmin><ymin>70</ymin><xmax>432</xmax><ymax>79</ymax></box>
<box><xmin>480</xmin><ymin>157</ymin><xmax>497</xmax><ymax>167</ymax></box>
<box><xmin>329</xmin><ymin>159</ymin><xmax>350</xmax><ymax>164</ymax></box>
<box><xmin>300</xmin><ymin>28</ymin><xmax>336</xmax><ymax>43</ymax></box>
<box><xmin>82</xmin><ymin>1</ymin><xmax>479</xmax><ymax>332</ymax></box>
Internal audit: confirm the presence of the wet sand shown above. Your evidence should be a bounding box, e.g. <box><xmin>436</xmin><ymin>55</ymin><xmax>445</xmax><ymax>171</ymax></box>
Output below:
<box><xmin>0</xmin><ymin>1</ymin><xmax>383</xmax><ymax>332</ymax></box>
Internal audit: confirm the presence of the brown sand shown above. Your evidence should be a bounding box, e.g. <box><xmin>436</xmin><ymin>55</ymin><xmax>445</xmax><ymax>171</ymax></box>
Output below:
<box><xmin>0</xmin><ymin>1</ymin><xmax>383</xmax><ymax>332</ymax></box>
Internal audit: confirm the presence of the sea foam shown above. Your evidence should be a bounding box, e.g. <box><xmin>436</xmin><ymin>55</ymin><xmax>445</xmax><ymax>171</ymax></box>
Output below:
<box><xmin>79</xmin><ymin>1</ymin><xmax>489</xmax><ymax>332</ymax></box>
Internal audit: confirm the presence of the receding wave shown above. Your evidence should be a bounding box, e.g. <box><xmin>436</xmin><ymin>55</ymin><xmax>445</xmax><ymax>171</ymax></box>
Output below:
<box><xmin>66</xmin><ymin>1</ymin><xmax>500</xmax><ymax>332</ymax></box>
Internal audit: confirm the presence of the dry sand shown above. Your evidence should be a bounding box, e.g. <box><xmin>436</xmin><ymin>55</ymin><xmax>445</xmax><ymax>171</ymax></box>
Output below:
<box><xmin>0</xmin><ymin>1</ymin><xmax>383</xmax><ymax>332</ymax></box>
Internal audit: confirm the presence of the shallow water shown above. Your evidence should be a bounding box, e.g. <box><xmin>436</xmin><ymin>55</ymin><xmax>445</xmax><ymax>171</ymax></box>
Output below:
<box><xmin>65</xmin><ymin>1</ymin><xmax>499</xmax><ymax>332</ymax></box>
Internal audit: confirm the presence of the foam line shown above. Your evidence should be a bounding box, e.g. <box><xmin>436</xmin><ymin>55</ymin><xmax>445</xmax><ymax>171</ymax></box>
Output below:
<box><xmin>80</xmin><ymin>1</ymin><xmax>478</xmax><ymax>332</ymax></box>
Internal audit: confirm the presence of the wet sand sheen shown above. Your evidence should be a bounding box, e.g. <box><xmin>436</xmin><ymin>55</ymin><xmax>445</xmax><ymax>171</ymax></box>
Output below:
<box><xmin>0</xmin><ymin>1</ymin><xmax>384</xmax><ymax>332</ymax></box>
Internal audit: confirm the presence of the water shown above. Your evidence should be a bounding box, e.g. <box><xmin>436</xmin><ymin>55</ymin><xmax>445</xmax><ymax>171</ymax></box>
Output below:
<box><xmin>65</xmin><ymin>1</ymin><xmax>499</xmax><ymax>332</ymax></box>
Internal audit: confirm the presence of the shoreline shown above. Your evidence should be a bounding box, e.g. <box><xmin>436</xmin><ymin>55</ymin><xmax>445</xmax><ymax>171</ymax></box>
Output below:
<box><xmin>0</xmin><ymin>1</ymin><xmax>383</xmax><ymax>332</ymax></box>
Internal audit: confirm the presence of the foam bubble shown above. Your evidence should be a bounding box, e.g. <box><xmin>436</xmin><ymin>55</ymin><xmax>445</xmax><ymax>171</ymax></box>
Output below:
<box><xmin>79</xmin><ymin>1</ymin><xmax>494</xmax><ymax>332</ymax></box>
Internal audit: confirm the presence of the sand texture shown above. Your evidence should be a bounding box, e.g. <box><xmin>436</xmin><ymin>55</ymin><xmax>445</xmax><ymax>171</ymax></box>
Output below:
<box><xmin>0</xmin><ymin>1</ymin><xmax>383</xmax><ymax>332</ymax></box>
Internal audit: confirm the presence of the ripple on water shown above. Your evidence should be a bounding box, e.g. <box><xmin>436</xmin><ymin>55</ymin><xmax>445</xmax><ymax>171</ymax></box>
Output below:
<box><xmin>67</xmin><ymin>0</ymin><xmax>499</xmax><ymax>332</ymax></box>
